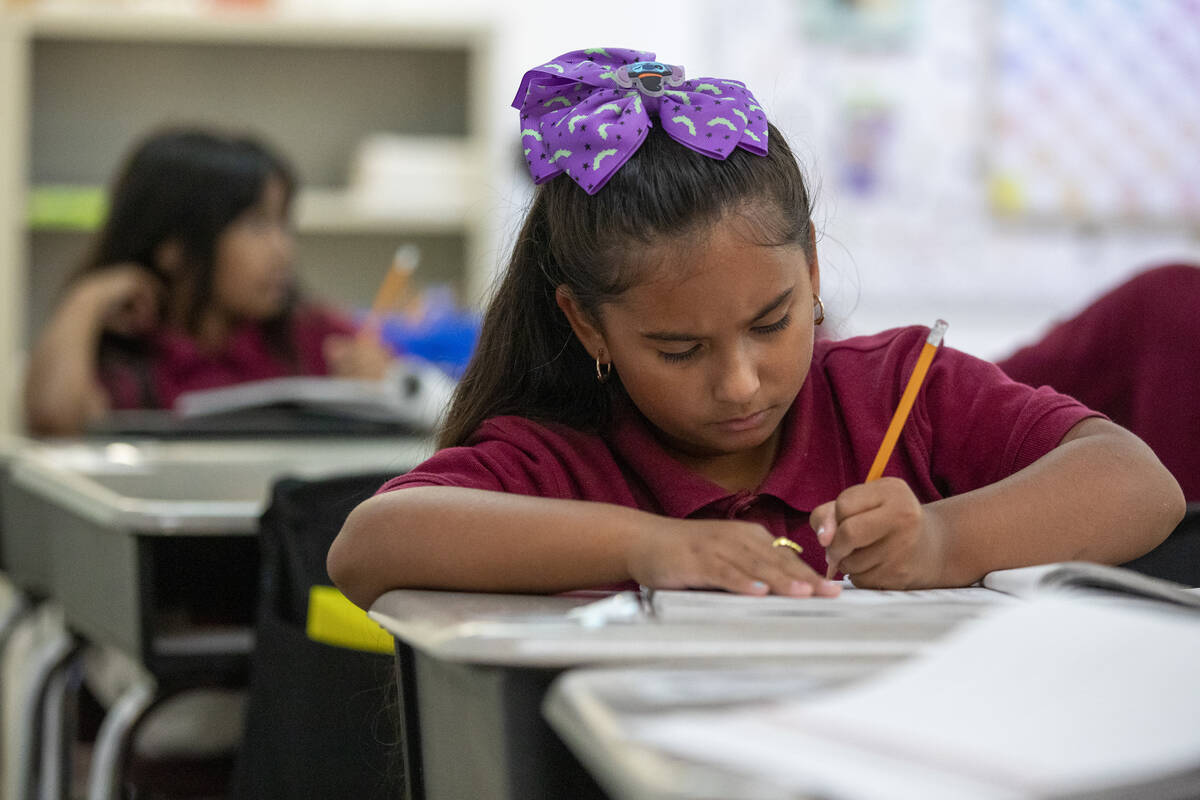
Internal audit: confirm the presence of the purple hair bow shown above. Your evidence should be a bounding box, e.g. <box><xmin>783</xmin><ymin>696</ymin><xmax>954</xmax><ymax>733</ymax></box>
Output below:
<box><xmin>512</xmin><ymin>47</ymin><xmax>769</xmax><ymax>195</ymax></box>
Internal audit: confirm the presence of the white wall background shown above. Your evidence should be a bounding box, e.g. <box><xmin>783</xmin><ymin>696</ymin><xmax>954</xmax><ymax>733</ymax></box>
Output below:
<box><xmin>453</xmin><ymin>0</ymin><xmax>1200</xmax><ymax>359</ymax></box>
<box><xmin>696</xmin><ymin>0</ymin><xmax>1200</xmax><ymax>359</ymax></box>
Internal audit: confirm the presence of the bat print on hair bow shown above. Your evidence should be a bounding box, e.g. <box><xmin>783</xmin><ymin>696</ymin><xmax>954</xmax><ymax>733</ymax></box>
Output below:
<box><xmin>512</xmin><ymin>47</ymin><xmax>770</xmax><ymax>195</ymax></box>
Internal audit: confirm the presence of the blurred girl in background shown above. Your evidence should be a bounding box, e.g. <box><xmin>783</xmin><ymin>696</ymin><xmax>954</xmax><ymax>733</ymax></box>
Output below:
<box><xmin>24</xmin><ymin>127</ymin><xmax>392</xmax><ymax>436</ymax></box>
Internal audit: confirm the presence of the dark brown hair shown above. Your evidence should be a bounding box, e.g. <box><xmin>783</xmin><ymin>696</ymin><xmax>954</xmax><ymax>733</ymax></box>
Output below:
<box><xmin>438</xmin><ymin>122</ymin><xmax>815</xmax><ymax>448</ymax></box>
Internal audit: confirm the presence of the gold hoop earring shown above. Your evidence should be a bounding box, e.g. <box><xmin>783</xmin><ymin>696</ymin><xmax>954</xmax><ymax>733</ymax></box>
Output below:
<box><xmin>595</xmin><ymin>353</ymin><xmax>612</xmax><ymax>383</ymax></box>
<box><xmin>812</xmin><ymin>294</ymin><xmax>825</xmax><ymax>325</ymax></box>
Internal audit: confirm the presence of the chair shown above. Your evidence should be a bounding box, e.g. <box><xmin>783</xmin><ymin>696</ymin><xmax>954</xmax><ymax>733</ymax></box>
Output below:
<box><xmin>230</xmin><ymin>471</ymin><xmax>408</xmax><ymax>800</ymax></box>
<box><xmin>1121</xmin><ymin>503</ymin><xmax>1200</xmax><ymax>587</ymax></box>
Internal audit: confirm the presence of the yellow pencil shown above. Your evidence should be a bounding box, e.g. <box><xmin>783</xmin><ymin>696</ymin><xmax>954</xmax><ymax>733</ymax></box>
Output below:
<box><xmin>826</xmin><ymin>319</ymin><xmax>948</xmax><ymax>580</ymax></box>
<box><xmin>865</xmin><ymin>319</ymin><xmax>948</xmax><ymax>481</ymax></box>
<box><xmin>359</xmin><ymin>244</ymin><xmax>419</xmax><ymax>338</ymax></box>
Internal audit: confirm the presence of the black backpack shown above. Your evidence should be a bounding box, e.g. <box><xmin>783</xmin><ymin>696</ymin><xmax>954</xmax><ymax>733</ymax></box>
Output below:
<box><xmin>231</xmin><ymin>471</ymin><xmax>414</xmax><ymax>800</ymax></box>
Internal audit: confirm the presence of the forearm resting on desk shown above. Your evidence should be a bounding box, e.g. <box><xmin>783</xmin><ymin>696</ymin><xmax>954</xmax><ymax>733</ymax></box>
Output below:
<box><xmin>932</xmin><ymin>418</ymin><xmax>1185</xmax><ymax>586</ymax></box>
<box><xmin>328</xmin><ymin>486</ymin><xmax>841</xmax><ymax>609</ymax></box>
<box><xmin>328</xmin><ymin>487</ymin><xmax>656</xmax><ymax>608</ymax></box>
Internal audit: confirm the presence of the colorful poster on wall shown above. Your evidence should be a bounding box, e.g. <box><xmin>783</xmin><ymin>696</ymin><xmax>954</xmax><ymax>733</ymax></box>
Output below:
<box><xmin>802</xmin><ymin>0</ymin><xmax>919</xmax><ymax>47</ymax></box>
<box><xmin>987</xmin><ymin>0</ymin><xmax>1200</xmax><ymax>224</ymax></box>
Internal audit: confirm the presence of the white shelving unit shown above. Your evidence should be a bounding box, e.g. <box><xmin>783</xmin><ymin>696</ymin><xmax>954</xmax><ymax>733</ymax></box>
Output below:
<box><xmin>0</xmin><ymin>6</ymin><xmax>501</xmax><ymax>434</ymax></box>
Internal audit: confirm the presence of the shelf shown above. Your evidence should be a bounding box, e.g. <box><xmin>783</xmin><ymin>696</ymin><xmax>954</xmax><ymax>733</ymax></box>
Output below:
<box><xmin>26</xmin><ymin>184</ymin><xmax>106</xmax><ymax>231</ymax></box>
<box><xmin>28</xmin><ymin>134</ymin><xmax>482</xmax><ymax>234</ymax></box>
<box><xmin>295</xmin><ymin>188</ymin><xmax>471</xmax><ymax>236</ymax></box>
<box><xmin>9</xmin><ymin>6</ymin><xmax>489</xmax><ymax>48</ymax></box>
<box><xmin>28</xmin><ymin>184</ymin><xmax>477</xmax><ymax>236</ymax></box>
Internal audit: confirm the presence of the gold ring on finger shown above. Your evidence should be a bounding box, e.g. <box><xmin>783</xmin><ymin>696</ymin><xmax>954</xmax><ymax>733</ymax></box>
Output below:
<box><xmin>771</xmin><ymin>536</ymin><xmax>803</xmax><ymax>556</ymax></box>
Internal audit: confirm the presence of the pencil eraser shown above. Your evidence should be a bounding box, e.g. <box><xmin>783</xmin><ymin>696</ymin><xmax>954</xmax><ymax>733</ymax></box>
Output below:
<box><xmin>927</xmin><ymin>318</ymin><xmax>948</xmax><ymax>345</ymax></box>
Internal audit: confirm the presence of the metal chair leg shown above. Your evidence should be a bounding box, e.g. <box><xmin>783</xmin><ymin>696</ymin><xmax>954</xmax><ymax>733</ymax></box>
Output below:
<box><xmin>86</xmin><ymin>674</ymin><xmax>156</xmax><ymax>800</ymax></box>
<box><xmin>14</xmin><ymin>628</ymin><xmax>78</xmax><ymax>800</ymax></box>
<box><xmin>39</xmin><ymin>653</ymin><xmax>83</xmax><ymax>800</ymax></box>
<box><xmin>0</xmin><ymin>590</ymin><xmax>32</xmax><ymax>655</ymax></box>
<box><xmin>0</xmin><ymin>590</ymin><xmax>37</xmax><ymax>798</ymax></box>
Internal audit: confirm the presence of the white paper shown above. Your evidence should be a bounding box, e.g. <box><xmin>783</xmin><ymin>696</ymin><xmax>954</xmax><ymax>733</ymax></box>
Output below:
<box><xmin>632</xmin><ymin>597</ymin><xmax>1200</xmax><ymax>799</ymax></box>
<box><xmin>567</xmin><ymin>584</ymin><xmax>1007</xmax><ymax>626</ymax></box>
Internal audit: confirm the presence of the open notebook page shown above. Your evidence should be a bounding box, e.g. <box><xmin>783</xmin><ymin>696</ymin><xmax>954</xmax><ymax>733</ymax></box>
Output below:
<box><xmin>631</xmin><ymin>596</ymin><xmax>1200</xmax><ymax>800</ymax></box>
<box><xmin>568</xmin><ymin>583</ymin><xmax>1007</xmax><ymax>626</ymax></box>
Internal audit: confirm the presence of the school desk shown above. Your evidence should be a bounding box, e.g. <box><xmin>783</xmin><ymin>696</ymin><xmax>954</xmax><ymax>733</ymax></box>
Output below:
<box><xmin>367</xmin><ymin>587</ymin><xmax>995</xmax><ymax>800</ymax></box>
<box><xmin>0</xmin><ymin>436</ymin><xmax>430</xmax><ymax>800</ymax></box>
<box><xmin>543</xmin><ymin>595</ymin><xmax>1200</xmax><ymax>800</ymax></box>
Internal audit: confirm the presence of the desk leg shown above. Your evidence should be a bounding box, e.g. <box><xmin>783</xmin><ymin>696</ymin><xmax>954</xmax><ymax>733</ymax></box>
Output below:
<box><xmin>85</xmin><ymin>675</ymin><xmax>155</xmax><ymax>800</ymax></box>
<box><xmin>393</xmin><ymin>641</ymin><xmax>424</xmax><ymax>800</ymax></box>
<box><xmin>411</xmin><ymin>652</ymin><xmax>608</xmax><ymax>800</ymax></box>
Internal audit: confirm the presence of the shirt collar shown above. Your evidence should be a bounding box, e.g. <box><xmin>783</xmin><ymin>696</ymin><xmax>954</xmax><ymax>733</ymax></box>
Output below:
<box><xmin>608</xmin><ymin>401</ymin><xmax>728</xmax><ymax>518</ymax></box>
<box><xmin>607</xmin><ymin>366</ymin><xmax>849</xmax><ymax>518</ymax></box>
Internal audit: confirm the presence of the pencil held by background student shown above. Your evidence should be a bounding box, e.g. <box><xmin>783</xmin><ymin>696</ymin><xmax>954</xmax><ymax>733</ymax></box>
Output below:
<box><xmin>23</xmin><ymin>127</ymin><xmax>395</xmax><ymax>436</ymax></box>
<box><xmin>359</xmin><ymin>244</ymin><xmax>420</xmax><ymax>337</ymax></box>
<box><xmin>327</xmin><ymin>48</ymin><xmax>1183</xmax><ymax>610</ymax></box>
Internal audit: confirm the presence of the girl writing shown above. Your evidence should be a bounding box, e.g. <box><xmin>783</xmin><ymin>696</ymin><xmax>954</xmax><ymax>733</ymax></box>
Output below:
<box><xmin>328</xmin><ymin>48</ymin><xmax>1183</xmax><ymax>607</ymax></box>
<box><xmin>24</xmin><ymin>127</ymin><xmax>392</xmax><ymax>436</ymax></box>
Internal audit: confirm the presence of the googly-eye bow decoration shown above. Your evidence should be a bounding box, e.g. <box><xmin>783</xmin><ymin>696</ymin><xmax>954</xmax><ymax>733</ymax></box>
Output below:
<box><xmin>512</xmin><ymin>47</ymin><xmax>769</xmax><ymax>195</ymax></box>
<box><xmin>614</xmin><ymin>61</ymin><xmax>686</xmax><ymax>96</ymax></box>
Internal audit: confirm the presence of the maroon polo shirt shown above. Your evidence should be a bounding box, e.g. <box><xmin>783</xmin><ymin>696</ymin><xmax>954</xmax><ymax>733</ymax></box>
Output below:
<box><xmin>381</xmin><ymin>325</ymin><xmax>1099</xmax><ymax>579</ymax></box>
<box><xmin>101</xmin><ymin>305</ymin><xmax>356</xmax><ymax>410</ymax></box>
<box><xmin>999</xmin><ymin>263</ymin><xmax>1200</xmax><ymax>502</ymax></box>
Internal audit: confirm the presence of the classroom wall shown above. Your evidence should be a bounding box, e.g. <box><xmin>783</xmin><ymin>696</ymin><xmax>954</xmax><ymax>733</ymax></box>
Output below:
<box><xmin>698</xmin><ymin>0</ymin><xmax>1200</xmax><ymax>358</ymax></box>
<box><xmin>441</xmin><ymin>0</ymin><xmax>1200</xmax><ymax>359</ymax></box>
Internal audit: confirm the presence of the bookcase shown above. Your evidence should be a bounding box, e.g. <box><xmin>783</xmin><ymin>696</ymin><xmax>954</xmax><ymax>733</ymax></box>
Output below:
<box><xmin>0</xmin><ymin>7</ymin><xmax>502</xmax><ymax>433</ymax></box>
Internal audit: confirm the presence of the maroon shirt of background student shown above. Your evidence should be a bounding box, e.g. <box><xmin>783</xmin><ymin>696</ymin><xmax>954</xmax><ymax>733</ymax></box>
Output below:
<box><xmin>101</xmin><ymin>306</ymin><xmax>355</xmax><ymax>411</ymax></box>
<box><xmin>381</xmin><ymin>325</ymin><xmax>1099</xmax><ymax>581</ymax></box>
<box><xmin>999</xmin><ymin>263</ymin><xmax>1200</xmax><ymax>503</ymax></box>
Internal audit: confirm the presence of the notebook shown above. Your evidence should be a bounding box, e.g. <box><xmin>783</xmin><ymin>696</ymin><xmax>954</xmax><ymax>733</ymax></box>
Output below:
<box><xmin>567</xmin><ymin>561</ymin><xmax>1200</xmax><ymax>626</ymax></box>
<box><xmin>172</xmin><ymin>360</ymin><xmax>454</xmax><ymax>432</ymax></box>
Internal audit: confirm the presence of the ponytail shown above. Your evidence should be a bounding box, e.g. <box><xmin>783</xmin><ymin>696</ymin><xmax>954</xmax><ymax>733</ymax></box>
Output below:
<box><xmin>437</xmin><ymin>195</ymin><xmax>616</xmax><ymax>448</ymax></box>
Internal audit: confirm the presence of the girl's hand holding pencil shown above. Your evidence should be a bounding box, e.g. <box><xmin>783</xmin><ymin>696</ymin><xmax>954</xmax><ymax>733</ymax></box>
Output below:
<box><xmin>813</xmin><ymin>320</ymin><xmax>949</xmax><ymax>589</ymax></box>
<box><xmin>811</xmin><ymin>477</ymin><xmax>950</xmax><ymax>590</ymax></box>
<box><xmin>322</xmin><ymin>333</ymin><xmax>393</xmax><ymax>380</ymax></box>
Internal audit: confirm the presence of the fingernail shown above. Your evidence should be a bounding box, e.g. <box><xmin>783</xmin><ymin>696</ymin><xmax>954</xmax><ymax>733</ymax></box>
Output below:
<box><xmin>790</xmin><ymin>581</ymin><xmax>813</xmax><ymax>597</ymax></box>
<box><xmin>822</xmin><ymin>580</ymin><xmax>842</xmax><ymax>596</ymax></box>
<box><xmin>816</xmin><ymin>524</ymin><xmax>827</xmax><ymax>544</ymax></box>
<box><xmin>751</xmin><ymin>581</ymin><xmax>768</xmax><ymax>593</ymax></box>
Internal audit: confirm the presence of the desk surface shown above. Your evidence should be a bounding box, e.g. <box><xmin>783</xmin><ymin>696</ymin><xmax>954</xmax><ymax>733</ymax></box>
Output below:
<box><xmin>7</xmin><ymin>436</ymin><xmax>428</xmax><ymax>534</ymax></box>
<box><xmin>369</xmin><ymin>588</ymin><xmax>995</xmax><ymax>668</ymax></box>
<box><xmin>1</xmin><ymin>436</ymin><xmax>430</xmax><ymax>671</ymax></box>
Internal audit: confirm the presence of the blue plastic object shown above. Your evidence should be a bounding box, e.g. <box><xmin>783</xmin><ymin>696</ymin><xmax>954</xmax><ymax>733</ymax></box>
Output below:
<box><xmin>370</xmin><ymin>287</ymin><xmax>481</xmax><ymax>378</ymax></box>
